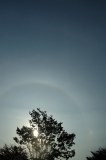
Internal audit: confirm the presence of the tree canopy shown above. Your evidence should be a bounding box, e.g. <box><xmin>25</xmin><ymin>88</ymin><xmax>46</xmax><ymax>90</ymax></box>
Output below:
<box><xmin>14</xmin><ymin>108</ymin><xmax>75</xmax><ymax>160</ymax></box>
<box><xmin>86</xmin><ymin>148</ymin><xmax>106</xmax><ymax>160</ymax></box>
<box><xmin>0</xmin><ymin>145</ymin><xmax>28</xmax><ymax>160</ymax></box>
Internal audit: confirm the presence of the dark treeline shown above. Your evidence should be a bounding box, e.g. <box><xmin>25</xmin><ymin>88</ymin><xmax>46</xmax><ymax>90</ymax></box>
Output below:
<box><xmin>0</xmin><ymin>108</ymin><xmax>105</xmax><ymax>160</ymax></box>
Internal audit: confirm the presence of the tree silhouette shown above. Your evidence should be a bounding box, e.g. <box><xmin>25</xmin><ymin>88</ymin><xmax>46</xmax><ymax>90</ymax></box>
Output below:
<box><xmin>0</xmin><ymin>145</ymin><xmax>28</xmax><ymax>160</ymax></box>
<box><xmin>14</xmin><ymin>108</ymin><xmax>75</xmax><ymax>160</ymax></box>
<box><xmin>86</xmin><ymin>148</ymin><xmax>106</xmax><ymax>160</ymax></box>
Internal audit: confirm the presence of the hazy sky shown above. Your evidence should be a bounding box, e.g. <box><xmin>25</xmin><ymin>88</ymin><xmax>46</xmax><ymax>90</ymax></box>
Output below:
<box><xmin>0</xmin><ymin>0</ymin><xmax>106</xmax><ymax>160</ymax></box>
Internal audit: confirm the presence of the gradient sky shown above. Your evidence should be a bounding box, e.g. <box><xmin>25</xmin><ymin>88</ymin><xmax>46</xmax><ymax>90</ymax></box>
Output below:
<box><xmin>0</xmin><ymin>0</ymin><xmax>106</xmax><ymax>160</ymax></box>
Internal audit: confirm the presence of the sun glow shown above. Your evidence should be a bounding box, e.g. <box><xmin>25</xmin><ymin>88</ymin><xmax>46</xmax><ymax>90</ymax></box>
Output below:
<box><xmin>33</xmin><ymin>129</ymin><xmax>38</xmax><ymax>137</ymax></box>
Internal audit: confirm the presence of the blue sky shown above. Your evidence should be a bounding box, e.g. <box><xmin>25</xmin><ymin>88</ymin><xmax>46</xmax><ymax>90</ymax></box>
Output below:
<box><xmin>0</xmin><ymin>0</ymin><xmax>106</xmax><ymax>160</ymax></box>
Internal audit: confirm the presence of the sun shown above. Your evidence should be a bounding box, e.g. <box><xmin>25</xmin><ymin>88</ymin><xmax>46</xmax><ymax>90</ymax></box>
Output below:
<box><xmin>33</xmin><ymin>129</ymin><xmax>38</xmax><ymax>137</ymax></box>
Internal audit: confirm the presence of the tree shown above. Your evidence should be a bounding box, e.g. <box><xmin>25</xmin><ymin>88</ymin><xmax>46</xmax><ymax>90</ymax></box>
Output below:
<box><xmin>86</xmin><ymin>148</ymin><xmax>106</xmax><ymax>160</ymax></box>
<box><xmin>0</xmin><ymin>144</ymin><xmax>29</xmax><ymax>160</ymax></box>
<box><xmin>14</xmin><ymin>108</ymin><xmax>75</xmax><ymax>160</ymax></box>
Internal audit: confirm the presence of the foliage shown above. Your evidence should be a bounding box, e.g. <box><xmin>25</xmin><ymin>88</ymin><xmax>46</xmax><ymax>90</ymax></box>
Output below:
<box><xmin>14</xmin><ymin>108</ymin><xmax>75</xmax><ymax>160</ymax></box>
<box><xmin>86</xmin><ymin>148</ymin><xmax>106</xmax><ymax>160</ymax></box>
<box><xmin>0</xmin><ymin>144</ymin><xmax>28</xmax><ymax>160</ymax></box>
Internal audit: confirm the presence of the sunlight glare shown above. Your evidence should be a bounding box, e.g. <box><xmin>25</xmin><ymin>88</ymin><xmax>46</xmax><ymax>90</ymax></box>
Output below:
<box><xmin>33</xmin><ymin>129</ymin><xmax>38</xmax><ymax>137</ymax></box>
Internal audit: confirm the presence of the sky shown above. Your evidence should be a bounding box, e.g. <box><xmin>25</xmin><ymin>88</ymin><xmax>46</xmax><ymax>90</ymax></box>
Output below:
<box><xmin>0</xmin><ymin>0</ymin><xmax>106</xmax><ymax>159</ymax></box>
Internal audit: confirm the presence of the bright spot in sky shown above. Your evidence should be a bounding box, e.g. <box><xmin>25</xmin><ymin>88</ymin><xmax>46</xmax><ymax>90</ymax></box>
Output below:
<box><xmin>33</xmin><ymin>129</ymin><xmax>38</xmax><ymax>137</ymax></box>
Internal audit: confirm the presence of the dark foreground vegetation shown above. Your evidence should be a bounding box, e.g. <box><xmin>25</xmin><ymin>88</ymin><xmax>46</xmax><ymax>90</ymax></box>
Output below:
<box><xmin>86</xmin><ymin>148</ymin><xmax>106</xmax><ymax>160</ymax></box>
<box><xmin>0</xmin><ymin>108</ymin><xmax>105</xmax><ymax>160</ymax></box>
<box><xmin>0</xmin><ymin>108</ymin><xmax>75</xmax><ymax>160</ymax></box>
<box><xmin>0</xmin><ymin>145</ymin><xmax>28</xmax><ymax>160</ymax></box>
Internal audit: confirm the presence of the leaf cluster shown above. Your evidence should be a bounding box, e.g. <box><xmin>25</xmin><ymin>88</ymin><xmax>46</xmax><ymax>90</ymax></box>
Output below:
<box><xmin>14</xmin><ymin>108</ymin><xmax>75</xmax><ymax>160</ymax></box>
<box><xmin>87</xmin><ymin>148</ymin><xmax>106</xmax><ymax>160</ymax></box>
<box><xmin>0</xmin><ymin>145</ymin><xmax>28</xmax><ymax>160</ymax></box>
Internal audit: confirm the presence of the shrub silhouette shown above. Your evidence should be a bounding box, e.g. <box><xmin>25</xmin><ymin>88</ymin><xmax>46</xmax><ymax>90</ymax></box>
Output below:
<box><xmin>0</xmin><ymin>144</ymin><xmax>28</xmax><ymax>160</ymax></box>
<box><xmin>86</xmin><ymin>148</ymin><xmax>106</xmax><ymax>160</ymax></box>
<box><xmin>14</xmin><ymin>108</ymin><xmax>76</xmax><ymax>160</ymax></box>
